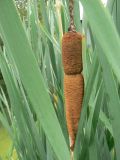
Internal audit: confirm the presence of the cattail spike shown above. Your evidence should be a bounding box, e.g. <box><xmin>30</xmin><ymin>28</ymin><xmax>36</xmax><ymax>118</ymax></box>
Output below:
<box><xmin>62</xmin><ymin>31</ymin><xmax>84</xmax><ymax>151</ymax></box>
<box><xmin>64</xmin><ymin>74</ymin><xmax>84</xmax><ymax>150</ymax></box>
<box><xmin>62</xmin><ymin>32</ymin><xmax>83</xmax><ymax>75</ymax></box>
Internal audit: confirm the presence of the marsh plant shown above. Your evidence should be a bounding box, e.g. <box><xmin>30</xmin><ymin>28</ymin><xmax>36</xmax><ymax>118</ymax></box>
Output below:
<box><xmin>0</xmin><ymin>0</ymin><xmax>120</xmax><ymax>160</ymax></box>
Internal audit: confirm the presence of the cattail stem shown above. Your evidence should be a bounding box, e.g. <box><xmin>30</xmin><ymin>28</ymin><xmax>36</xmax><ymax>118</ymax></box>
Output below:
<box><xmin>70</xmin><ymin>151</ymin><xmax>74</xmax><ymax>160</ymax></box>
<box><xmin>68</xmin><ymin>0</ymin><xmax>75</xmax><ymax>32</ymax></box>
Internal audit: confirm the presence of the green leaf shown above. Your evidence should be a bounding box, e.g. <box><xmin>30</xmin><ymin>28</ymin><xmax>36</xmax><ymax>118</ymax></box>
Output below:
<box><xmin>96</xmin><ymin>43</ymin><xmax>120</xmax><ymax>160</ymax></box>
<box><xmin>80</xmin><ymin>0</ymin><xmax>120</xmax><ymax>84</ymax></box>
<box><xmin>0</xmin><ymin>1</ymin><xmax>70</xmax><ymax>160</ymax></box>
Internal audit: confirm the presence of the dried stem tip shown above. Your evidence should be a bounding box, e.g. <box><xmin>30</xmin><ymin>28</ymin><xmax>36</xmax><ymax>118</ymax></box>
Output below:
<box><xmin>62</xmin><ymin>32</ymin><xmax>82</xmax><ymax>75</ymax></box>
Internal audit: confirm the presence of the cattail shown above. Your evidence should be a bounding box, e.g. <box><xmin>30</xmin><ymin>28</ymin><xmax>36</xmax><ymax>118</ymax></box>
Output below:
<box><xmin>62</xmin><ymin>32</ymin><xmax>84</xmax><ymax>150</ymax></box>
<box><xmin>62</xmin><ymin>0</ymin><xmax>84</xmax><ymax>151</ymax></box>
<box><xmin>62</xmin><ymin>32</ymin><xmax>83</xmax><ymax>75</ymax></box>
<box><xmin>64</xmin><ymin>74</ymin><xmax>84</xmax><ymax>150</ymax></box>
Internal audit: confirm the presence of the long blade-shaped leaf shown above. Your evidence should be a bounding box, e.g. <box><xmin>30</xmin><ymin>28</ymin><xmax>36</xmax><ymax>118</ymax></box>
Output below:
<box><xmin>97</xmin><ymin>43</ymin><xmax>120</xmax><ymax>160</ymax></box>
<box><xmin>80</xmin><ymin>0</ymin><xmax>120</xmax><ymax>83</ymax></box>
<box><xmin>0</xmin><ymin>1</ymin><xmax>70</xmax><ymax>159</ymax></box>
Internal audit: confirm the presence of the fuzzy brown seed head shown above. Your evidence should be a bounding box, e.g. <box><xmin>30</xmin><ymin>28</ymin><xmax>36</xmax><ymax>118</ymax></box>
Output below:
<box><xmin>64</xmin><ymin>74</ymin><xmax>84</xmax><ymax>150</ymax></box>
<box><xmin>62</xmin><ymin>32</ymin><xmax>82</xmax><ymax>75</ymax></box>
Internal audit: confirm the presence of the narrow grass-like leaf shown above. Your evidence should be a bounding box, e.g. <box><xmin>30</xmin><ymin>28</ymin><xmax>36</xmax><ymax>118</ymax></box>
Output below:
<box><xmin>80</xmin><ymin>0</ymin><xmax>120</xmax><ymax>83</ymax></box>
<box><xmin>74</xmin><ymin>54</ymin><xmax>99</xmax><ymax>157</ymax></box>
<box><xmin>97</xmin><ymin>43</ymin><xmax>120</xmax><ymax>160</ymax></box>
<box><xmin>0</xmin><ymin>1</ymin><xmax>70</xmax><ymax>159</ymax></box>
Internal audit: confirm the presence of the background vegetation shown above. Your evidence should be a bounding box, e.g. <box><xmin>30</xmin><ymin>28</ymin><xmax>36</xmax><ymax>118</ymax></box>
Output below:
<box><xmin>0</xmin><ymin>0</ymin><xmax>120</xmax><ymax>160</ymax></box>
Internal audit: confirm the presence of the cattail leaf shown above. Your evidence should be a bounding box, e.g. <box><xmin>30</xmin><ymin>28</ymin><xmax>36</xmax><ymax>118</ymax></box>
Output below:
<box><xmin>96</xmin><ymin>43</ymin><xmax>120</xmax><ymax>160</ymax></box>
<box><xmin>80</xmin><ymin>0</ymin><xmax>120</xmax><ymax>83</ymax></box>
<box><xmin>0</xmin><ymin>0</ymin><xmax>70</xmax><ymax>160</ymax></box>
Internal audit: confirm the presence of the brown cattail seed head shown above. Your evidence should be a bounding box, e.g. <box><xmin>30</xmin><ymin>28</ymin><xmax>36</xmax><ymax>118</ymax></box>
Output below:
<box><xmin>64</xmin><ymin>74</ymin><xmax>84</xmax><ymax>150</ymax></box>
<box><xmin>62</xmin><ymin>32</ymin><xmax>82</xmax><ymax>75</ymax></box>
